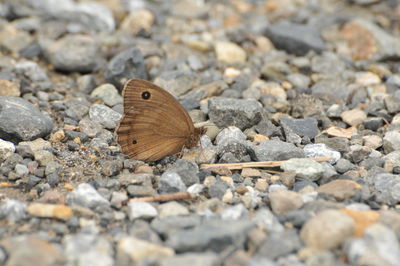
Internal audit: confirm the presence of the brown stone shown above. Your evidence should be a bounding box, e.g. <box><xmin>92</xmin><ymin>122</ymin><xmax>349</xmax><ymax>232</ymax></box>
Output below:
<box><xmin>269</xmin><ymin>190</ymin><xmax>303</xmax><ymax>215</ymax></box>
<box><xmin>317</xmin><ymin>180</ymin><xmax>362</xmax><ymax>201</ymax></box>
<box><xmin>340</xmin><ymin>208</ymin><xmax>380</xmax><ymax>237</ymax></box>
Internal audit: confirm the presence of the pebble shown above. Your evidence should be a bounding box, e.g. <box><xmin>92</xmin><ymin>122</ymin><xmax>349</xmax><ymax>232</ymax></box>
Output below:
<box><xmin>373</xmin><ymin>173</ymin><xmax>400</xmax><ymax>205</ymax></box>
<box><xmin>0</xmin><ymin>79</ymin><xmax>20</xmax><ymax>96</ymax></box>
<box><xmin>0</xmin><ymin>236</ymin><xmax>64</xmax><ymax>266</ymax></box>
<box><xmin>280</xmin><ymin>117</ymin><xmax>319</xmax><ymax>139</ymax></box>
<box><xmin>90</xmin><ymin>83</ymin><xmax>122</xmax><ymax>107</ymax></box>
<box><xmin>300</xmin><ymin>210</ymin><xmax>355</xmax><ymax>250</ymax></box>
<box><xmin>254</xmin><ymin>140</ymin><xmax>305</xmax><ymax>161</ymax></box>
<box><xmin>264</xmin><ymin>23</ymin><xmax>326</xmax><ymax>56</ymax></box>
<box><xmin>303</xmin><ymin>143</ymin><xmax>341</xmax><ymax>164</ymax></box>
<box><xmin>0</xmin><ymin>139</ymin><xmax>15</xmax><ymax>162</ymax></box>
<box><xmin>66</xmin><ymin>183</ymin><xmax>110</xmax><ymax>209</ymax></box>
<box><xmin>27</xmin><ymin>203</ymin><xmax>73</xmax><ymax>220</ymax></box>
<box><xmin>269</xmin><ymin>190</ymin><xmax>304</xmax><ymax>215</ymax></box>
<box><xmin>317</xmin><ymin>180</ymin><xmax>362</xmax><ymax>201</ymax></box>
<box><xmin>383</xmin><ymin>131</ymin><xmax>400</xmax><ymax>153</ymax></box>
<box><xmin>281</xmin><ymin>158</ymin><xmax>324</xmax><ymax>182</ymax></box>
<box><xmin>127</xmin><ymin>201</ymin><xmax>158</xmax><ymax>220</ymax></box>
<box><xmin>105</xmin><ymin>47</ymin><xmax>148</xmax><ymax>88</ymax></box>
<box><xmin>214</xmin><ymin>41</ymin><xmax>247</xmax><ymax>64</ymax></box>
<box><xmin>43</xmin><ymin>34</ymin><xmax>102</xmax><ymax>73</ymax></box>
<box><xmin>215</xmin><ymin>126</ymin><xmax>246</xmax><ymax>146</ymax></box>
<box><xmin>158</xmin><ymin>201</ymin><xmax>189</xmax><ymax>218</ymax></box>
<box><xmin>154</xmin><ymin>70</ymin><xmax>200</xmax><ymax>96</ymax></box>
<box><xmin>341</xmin><ymin>109</ymin><xmax>367</xmax><ymax>127</ymax></box>
<box><xmin>208</xmin><ymin>98</ymin><xmax>263</xmax><ymax>130</ymax></box>
<box><xmin>88</xmin><ymin>104</ymin><xmax>122</xmax><ymax>129</ymax></box>
<box><xmin>0</xmin><ymin>97</ymin><xmax>53</xmax><ymax>142</ymax></box>
<box><xmin>255</xmin><ymin>229</ymin><xmax>302</xmax><ymax>259</ymax></box>
<box><xmin>159</xmin><ymin>172</ymin><xmax>187</xmax><ymax>194</ymax></box>
<box><xmin>0</xmin><ymin>198</ymin><xmax>27</xmax><ymax>223</ymax></box>
<box><xmin>117</xmin><ymin>237</ymin><xmax>174</xmax><ymax>264</ymax></box>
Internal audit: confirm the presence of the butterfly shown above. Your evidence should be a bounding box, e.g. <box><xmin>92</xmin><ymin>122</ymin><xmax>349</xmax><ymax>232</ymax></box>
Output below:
<box><xmin>116</xmin><ymin>79</ymin><xmax>206</xmax><ymax>162</ymax></box>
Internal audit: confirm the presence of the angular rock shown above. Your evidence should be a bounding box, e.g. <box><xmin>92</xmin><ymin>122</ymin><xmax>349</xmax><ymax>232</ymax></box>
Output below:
<box><xmin>66</xmin><ymin>183</ymin><xmax>110</xmax><ymax>209</ymax></box>
<box><xmin>281</xmin><ymin>158</ymin><xmax>324</xmax><ymax>181</ymax></box>
<box><xmin>89</xmin><ymin>104</ymin><xmax>122</xmax><ymax>129</ymax></box>
<box><xmin>254</xmin><ymin>140</ymin><xmax>305</xmax><ymax>161</ymax></box>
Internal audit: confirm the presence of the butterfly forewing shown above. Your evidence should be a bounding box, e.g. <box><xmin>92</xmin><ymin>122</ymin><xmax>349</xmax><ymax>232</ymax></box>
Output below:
<box><xmin>116</xmin><ymin>79</ymin><xmax>196</xmax><ymax>162</ymax></box>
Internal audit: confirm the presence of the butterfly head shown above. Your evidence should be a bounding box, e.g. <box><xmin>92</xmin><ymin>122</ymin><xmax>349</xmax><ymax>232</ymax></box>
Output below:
<box><xmin>185</xmin><ymin>126</ymin><xmax>206</xmax><ymax>149</ymax></box>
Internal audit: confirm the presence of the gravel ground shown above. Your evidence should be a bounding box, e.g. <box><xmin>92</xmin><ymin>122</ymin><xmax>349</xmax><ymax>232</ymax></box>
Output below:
<box><xmin>1</xmin><ymin>0</ymin><xmax>400</xmax><ymax>265</ymax></box>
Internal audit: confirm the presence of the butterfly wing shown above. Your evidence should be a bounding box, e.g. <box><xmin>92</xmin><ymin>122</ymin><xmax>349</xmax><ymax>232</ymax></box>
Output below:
<box><xmin>116</xmin><ymin>79</ymin><xmax>195</xmax><ymax>162</ymax></box>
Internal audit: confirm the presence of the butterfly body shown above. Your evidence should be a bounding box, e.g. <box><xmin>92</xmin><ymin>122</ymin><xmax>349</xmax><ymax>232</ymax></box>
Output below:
<box><xmin>116</xmin><ymin>79</ymin><xmax>204</xmax><ymax>162</ymax></box>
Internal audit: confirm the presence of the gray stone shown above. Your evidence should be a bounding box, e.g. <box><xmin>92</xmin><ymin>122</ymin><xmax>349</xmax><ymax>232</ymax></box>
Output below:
<box><xmin>256</xmin><ymin>230</ymin><xmax>302</xmax><ymax>259</ymax></box>
<box><xmin>311</xmin><ymin>80</ymin><xmax>350</xmax><ymax>104</ymax></box>
<box><xmin>374</xmin><ymin>173</ymin><xmax>400</xmax><ymax>205</ymax></box>
<box><xmin>215</xmin><ymin>126</ymin><xmax>246</xmax><ymax>146</ymax></box>
<box><xmin>159</xmin><ymin>252</ymin><xmax>218</xmax><ymax>266</ymax></box>
<box><xmin>221</xmin><ymin>204</ymin><xmax>248</xmax><ymax>220</ymax></box>
<box><xmin>253</xmin><ymin>140</ymin><xmax>305</xmax><ymax>161</ymax></box>
<box><xmin>90</xmin><ymin>83</ymin><xmax>122</xmax><ymax>107</ymax></box>
<box><xmin>0</xmin><ymin>97</ymin><xmax>53</xmax><ymax>142</ymax></box>
<box><xmin>15</xmin><ymin>61</ymin><xmax>51</xmax><ymax>91</ymax></box>
<box><xmin>151</xmin><ymin>215</ymin><xmax>203</xmax><ymax>238</ymax></box>
<box><xmin>66</xmin><ymin>183</ymin><xmax>110</xmax><ymax>209</ymax></box>
<box><xmin>63</xmin><ymin>233</ymin><xmax>113</xmax><ymax>266</ymax></box>
<box><xmin>303</xmin><ymin>143</ymin><xmax>341</xmax><ymax>164</ymax></box>
<box><xmin>105</xmin><ymin>48</ymin><xmax>147</xmax><ymax>89</ymax></box>
<box><xmin>280</xmin><ymin>117</ymin><xmax>319</xmax><ymax>139</ymax></box>
<box><xmin>159</xmin><ymin>172</ymin><xmax>187</xmax><ymax>194</ymax></box>
<box><xmin>263</xmin><ymin>23</ymin><xmax>326</xmax><ymax>56</ymax></box>
<box><xmin>383</xmin><ymin>131</ymin><xmax>400</xmax><ymax>153</ymax></box>
<box><xmin>64</xmin><ymin>98</ymin><xmax>90</xmax><ymax>122</ymax></box>
<box><xmin>286</xmin><ymin>73</ymin><xmax>311</xmax><ymax>88</ymax></box>
<box><xmin>0</xmin><ymin>198</ymin><xmax>26</xmax><ymax>223</ymax></box>
<box><xmin>154</xmin><ymin>70</ymin><xmax>200</xmax><ymax>96</ymax></box>
<box><xmin>167</xmin><ymin>159</ymin><xmax>199</xmax><ymax>187</ymax></box>
<box><xmin>269</xmin><ymin>190</ymin><xmax>304</xmax><ymax>215</ymax></box>
<box><xmin>158</xmin><ymin>201</ymin><xmax>189</xmax><ymax>218</ymax></box>
<box><xmin>78</xmin><ymin>117</ymin><xmax>103</xmax><ymax>138</ymax></box>
<box><xmin>43</xmin><ymin>34</ymin><xmax>103</xmax><ymax>73</ymax></box>
<box><xmin>89</xmin><ymin>104</ymin><xmax>122</xmax><ymax>129</ymax></box>
<box><xmin>208</xmin><ymin>98</ymin><xmax>263</xmax><ymax>130</ymax></box>
<box><xmin>253</xmin><ymin>208</ymin><xmax>285</xmax><ymax>233</ymax></box>
<box><xmin>346</xmin><ymin>224</ymin><xmax>400</xmax><ymax>266</ymax></box>
<box><xmin>11</xmin><ymin>0</ymin><xmax>115</xmax><ymax>32</ymax></box>
<box><xmin>166</xmin><ymin>219</ymin><xmax>254</xmax><ymax>252</ymax></box>
<box><xmin>0</xmin><ymin>139</ymin><xmax>15</xmax><ymax>162</ymax></box>
<box><xmin>127</xmin><ymin>201</ymin><xmax>158</xmax><ymax>220</ymax></box>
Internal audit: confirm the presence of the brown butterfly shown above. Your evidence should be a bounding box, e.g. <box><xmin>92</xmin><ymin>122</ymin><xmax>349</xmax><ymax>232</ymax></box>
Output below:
<box><xmin>116</xmin><ymin>79</ymin><xmax>206</xmax><ymax>162</ymax></box>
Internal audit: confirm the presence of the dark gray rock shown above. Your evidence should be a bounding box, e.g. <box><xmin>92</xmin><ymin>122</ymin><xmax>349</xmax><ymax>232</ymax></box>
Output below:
<box><xmin>311</xmin><ymin>80</ymin><xmax>351</xmax><ymax>104</ymax></box>
<box><xmin>253</xmin><ymin>140</ymin><xmax>305</xmax><ymax>161</ymax></box>
<box><xmin>363</xmin><ymin>117</ymin><xmax>384</xmax><ymax>131</ymax></box>
<box><xmin>209</xmin><ymin>180</ymin><xmax>229</xmax><ymax>199</ymax></box>
<box><xmin>256</xmin><ymin>230</ymin><xmax>302</xmax><ymax>259</ymax></box>
<box><xmin>280</xmin><ymin>117</ymin><xmax>318</xmax><ymax>139</ymax></box>
<box><xmin>15</xmin><ymin>61</ymin><xmax>51</xmax><ymax>91</ymax></box>
<box><xmin>105</xmin><ymin>48</ymin><xmax>148</xmax><ymax>89</ymax></box>
<box><xmin>373</xmin><ymin>173</ymin><xmax>400</xmax><ymax>205</ymax></box>
<box><xmin>167</xmin><ymin>159</ymin><xmax>199</xmax><ymax>187</ymax></box>
<box><xmin>0</xmin><ymin>97</ymin><xmax>53</xmax><ymax>142</ymax></box>
<box><xmin>159</xmin><ymin>172</ymin><xmax>187</xmax><ymax>194</ymax></box>
<box><xmin>88</xmin><ymin>104</ymin><xmax>122</xmax><ymax>129</ymax></box>
<box><xmin>263</xmin><ymin>23</ymin><xmax>326</xmax><ymax>56</ymax></box>
<box><xmin>208</xmin><ymin>98</ymin><xmax>263</xmax><ymax>130</ymax></box>
<box><xmin>166</xmin><ymin>219</ymin><xmax>254</xmax><ymax>252</ymax></box>
<box><xmin>43</xmin><ymin>34</ymin><xmax>103</xmax><ymax>73</ymax></box>
<box><xmin>151</xmin><ymin>215</ymin><xmax>203</xmax><ymax>238</ymax></box>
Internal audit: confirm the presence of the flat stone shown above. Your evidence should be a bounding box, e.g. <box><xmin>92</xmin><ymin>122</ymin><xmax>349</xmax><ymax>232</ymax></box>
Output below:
<box><xmin>66</xmin><ymin>183</ymin><xmax>110</xmax><ymax>209</ymax></box>
<box><xmin>254</xmin><ymin>140</ymin><xmax>305</xmax><ymax>161</ymax></box>
<box><xmin>154</xmin><ymin>70</ymin><xmax>200</xmax><ymax>96</ymax></box>
<box><xmin>303</xmin><ymin>143</ymin><xmax>341</xmax><ymax>164</ymax></box>
<box><xmin>281</xmin><ymin>158</ymin><xmax>324</xmax><ymax>182</ymax></box>
<box><xmin>89</xmin><ymin>104</ymin><xmax>122</xmax><ymax>129</ymax></box>
<box><xmin>90</xmin><ymin>83</ymin><xmax>122</xmax><ymax>107</ymax></box>
<box><xmin>27</xmin><ymin>203</ymin><xmax>73</xmax><ymax>221</ymax></box>
<box><xmin>255</xmin><ymin>229</ymin><xmax>302</xmax><ymax>259</ymax></box>
<box><xmin>341</xmin><ymin>109</ymin><xmax>367</xmax><ymax>127</ymax></box>
<box><xmin>383</xmin><ymin>131</ymin><xmax>400</xmax><ymax>153</ymax></box>
<box><xmin>317</xmin><ymin>180</ymin><xmax>362</xmax><ymax>201</ymax></box>
<box><xmin>214</xmin><ymin>41</ymin><xmax>247</xmax><ymax>64</ymax></box>
<box><xmin>280</xmin><ymin>117</ymin><xmax>319</xmax><ymax>139</ymax></box>
<box><xmin>158</xmin><ymin>201</ymin><xmax>189</xmax><ymax>218</ymax></box>
<box><xmin>127</xmin><ymin>201</ymin><xmax>158</xmax><ymax>220</ymax></box>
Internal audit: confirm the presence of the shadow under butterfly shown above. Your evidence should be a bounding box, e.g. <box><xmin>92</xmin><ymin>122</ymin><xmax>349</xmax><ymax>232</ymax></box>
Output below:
<box><xmin>116</xmin><ymin>79</ymin><xmax>206</xmax><ymax>162</ymax></box>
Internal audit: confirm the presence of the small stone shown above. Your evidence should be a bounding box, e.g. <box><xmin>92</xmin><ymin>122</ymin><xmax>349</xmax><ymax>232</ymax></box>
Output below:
<box><xmin>89</xmin><ymin>104</ymin><xmax>122</xmax><ymax>129</ymax></box>
<box><xmin>373</xmin><ymin>173</ymin><xmax>400</xmax><ymax>205</ymax></box>
<box><xmin>0</xmin><ymin>97</ymin><xmax>53</xmax><ymax>142</ymax></box>
<box><xmin>363</xmin><ymin>117</ymin><xmax>384</xmax><ymax>131</ymax></box>
<box><xmin>325</xmin><ymin>126</ymin><xmax>355</xmax><ymax>139</ymax></box>
<box><xmin>78</xmin><ymin>117</ymin><xmax>103</xmax><ymax>138</ymax></box>
<box><xmin>66</xmin><ymin>183</ymin><xmax>110</xmax><ymax>209</ymax></box>
<box><xmin>363</xmin><ymin>135</ymin><xmax>382</xmax><ymax>149</ymax></box>
<box><xmin>383</xmin><ymin>131</ymin><xmax>400</xmax><ymax>153</ymax></box>
<box><xmin>300</xmin><ymin>210</ymin><xmax>355</xmax><ymax>249</ymax></box>
<box><xmin>0</xmin><ymin>198</ymin><xmax>26</xmax><ymax>223</ymax></box>
<box><xmin>0</xmin><ymin>236</ymin><xmax>63</xmax><ymax>266</ymax></box>
<box><xmin>110</xmin><ymin>192</ymin><xmax>128</xmax><ymax>208</ymax></box>
<box><xmin>15</xmin><ymin>163</ymin><xmax>28</xmax><ymax>176</ymax></box>
<box><xmin>0</xmin><ymin>79</ymin><xmax>20</xmax><ymax>96</ymax></box>
<box><xmin>105</xmin><ymin>47</ymin><xmax>147</xmax><ymax>88</ymax></box>
<box><xmin>317</xmin><ymin>180</ymin><xmax>362</xmax><ymax>201</ymax></box>
<box><xmin>0</xmin><ymin>139</ymin><xmax>15</xmax><ymax>162</ymax></box>
<box><xmin>303</xmin><ymin>143</ymin><xmax>341</xmax><ymax>164</ymax></box>
<box><xmin>280</xmin><ymin>117</ymin><xmax>319</xmax><ymax>139</ymax></box>
<box><xmin>27</xmin><ymin>203</ymin><xmax>73</xmax><ymax>220</ymax></box>
<box><xmin>339</xmin><ymin>208</ymin><xmax>380</xmax><ymax>237</ymax></box>
<box><xmin>254</xmin><ymin>140</ymin><xmax>305</xmax><ymax>161</ymax></box>
<box><xmin>117</xmin><ymin>237</ymin><xmax>174</xmax><ymax>264</ymax></box>
<box><xmin>264</xmin><ymin>23</ymin><xmax>325</xmax><ymax>56</ymax></box>
<box><xmin>341</xmin><ymin>109</ymin><xmax>367</xmax><ymax>127</ymax></box>
<box><xmin>281</xmin><ymin>158</ymin><xmax>324</xmax><ymax>182</ymax></box>
<box><xmin>255</xmin><ymin>229</ymin><xmax>302</xmax><ymax>259</ymax></box>
<box><xmin>241</xmin><ymin>168</ymin><xmax>261</xmax><ymax>178</ymax></box>
<box><xmin>355</xmin><ymin>71</ymin><xmax>381</xmax><ymax>86</ymax></box>
<box><xmin>158</xmin><ymin>201</ymin><xmax>189</xmax><ymax>218</ymax></box>
<box><xmin>127</xmin><ymin>201</ymin><xmax>158</xmax><ymax>220</ymax></box>
<box><xmin>384</xmin><ymin>96</ymin><xmax>400</xmax><ymax>114</ymax></box>
<box><xmin>346</xmin><ymin>224</ymin><xmax>400</xmax><ymax>266</ymax></box>
<box><xmin>90</xmin><ymin>83</ymin><xmax>122</xmax><ymax>107</ymax></box>
<box><xmin>154</xmin><ymin>70</ymin><xmax>200</xmax><ymax>96</ymax></box>
<box><xmin>214</xmin><ymin>41</ymin><xmax>247</xmax><ymax>64</ymax></box>
<box><xmin>269</xmin><ymin>190</ymin><xmax>304</xmax><ymax>215</ymax></box>
<box><xmin>120</xmin><ymin>8</ymin><xmax>154</xmax><ymax>36</ymax></box>
<box><xmin>215</xmin><ymin>126</ymin><xmax>246</xmax><ymax>146</ymax></box>
<box><xmin>159</xmin><ymin>172</ymin><xmax>187</xmax><ymax>194</ymax></box>
<box><xmin>335</xmin><ymin>158</ymin><xmax>355</xmax><ymax>173</ymax></box>
<box><xmin>49</xmin><ymin>130</ymin><xmax>65</xmax><ymax>143</ymax></box>
<box><xmin>43</xmin><ymin>34</ymin><xmax>102</xmax><ymax>73</ymax></box>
